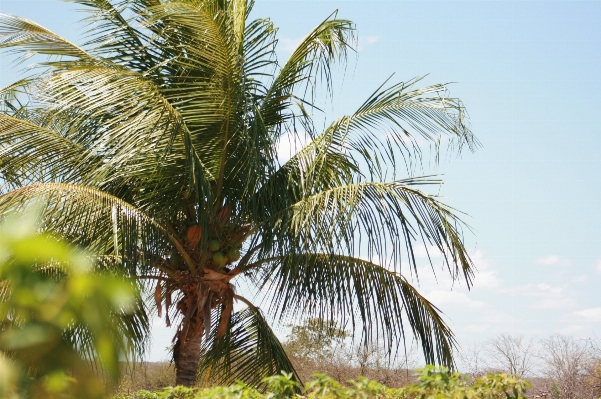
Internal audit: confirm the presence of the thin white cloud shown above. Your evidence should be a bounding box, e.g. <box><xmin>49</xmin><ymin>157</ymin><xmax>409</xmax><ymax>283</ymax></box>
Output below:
<box><xmin>464</xmin><ymin>324</ymin><xmax>490</xmax><ymax>333</ymax></box>
<box><xmin>357</xmin><ymin>34</ymin><xmax>381</xmax><ymax>51</ymax></box>
<box><xmin>532</xmin><ymin>298</ymin><xmax>577</xmax><ymax>309</ymax></box>
<box><xmin>365</xmin><ymin>35</ymin><xmax>380</xmax><ymax>44</ymax></box>
<box><xmin>276</xmin><ymin>131</ymin><xmax>311</xmax><ymax>164</ymax></box>
<box><xmin>536</xmin><ymin>283</ymin><xmax>563</xmax><ymax>294</ymax></box>
<box><xmin>413</xmin><ymin>264</ymin><xmax>458</xmax><ymax>292</ymax></box>
<box><xmin>425</xmin><ymin>290</ymin><xmax>486</xmax><ymax>309</ymax></box>
<box><xmin>412</xmin><ymin>250</ymin><xmax>499</xmax><ymax>291</ymax></box>
<box><xmin>596</xmin><ymin>260</ymin><xmax>601</xmax><ymax>274</ymax></box>
<box><xmin>558</xmin><ymin>325</ymin><xmax>586</xmax><ymax>335</ymax></box>
<box><xmin>535</xmin><ymin>255</ymin><xmax>572</xmax><ymax>267</ymax></box>
<box><xmin>574</xmin><ymin>307</ymin><xmax>601</xmax><ymax>322</ymax></box>
<box><xmin>278</xmin><ymin>37</ymin><xmax>302</xmax><ymax>53</ymax></box>
<box><xmin>414</xmin><ymin>245</ymin><xmax>443</xmax><ymax>258</ymax></box>
<box><xmin>509</xmin><ymin>283</ymin><xmax>576</xmax><ymax>310</ymax></box>
<box><xmin>471</xmin><ymin>251</ymin><xmax>502</xmax><ymax>289</ymax></box>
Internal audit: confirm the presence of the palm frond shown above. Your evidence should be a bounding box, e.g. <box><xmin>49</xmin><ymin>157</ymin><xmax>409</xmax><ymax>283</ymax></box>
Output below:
<box><xmin>243</xmin><ymin>17</ymin><xmax>277</xmax><ymax>79</ymax></box>
<box><xmin>26</xmin><ymin>65</ymin><xmax>215</xmax><ymax>221</ymax></box>
<box><xmin>0</xmin><ymin>13</ymin><xmax>91</xmax><ymax>60</ymax></box>
<box><xmin>233</xmin><ymin>15</ymin><xmax>356</xmax><ymax>201</ymax></box>
<box><xmin>64</xmin><ymin>289</ymin><xmax>150</xmax><ymax>366</ymax></box>
<box><xmin>251</xmin><ymin>253</ymin><xmax>456</xmax><ymax>367</ymax></box>
<box><xmin>254</xmin><ymin>74</ymin><xmax>477</xmax><ymax>221</ymax></box>
<box><xmin>215</xmin><ymin>16</ymin><xmax>278</xmax><ymax>201</ymax></box>
<box><xmin>67</xmin><ymin>0</ymin><xmax>149</xmax><ymax>56</ymax></box>
<box><xmin>140</xmin><ymin>2</ymin><xmax>243</xmax><ymax>194</ymax></box>
<box><xmin>259</xmin><ymin>15</ymin><xmax>355</xmax><ymax>130</ymax></box>
<box><xmin>0</xmin><ymin>183</ymin><xmax>187</xmax><ymax>275</ymax></box>
<box><xmin>341</xmin><ymin>76</ymin><xmax>479</xmax><ymax>177</ymax></box>
<box><xmin>247</xmin><ymin>125</ymin><xmax>359</xmax><ymax>226</ymax></box>
<box><xmin>0</xmin><ymin>79</ymin><xmax>32</xmax><ymax>116</ymax></box>
<box><xmin>143</xmin><ymin>1</ymin><xmax>231</xmax><ymax>75</ymax></box>
<box><xmin>253</xmin><ymin>179</ymin><xmax>473</xmax><ymax>284</ymax></box>
<box><xmin>198</xmin><ymin>306</ymin><xmax>299</xmax><ymax>387</ymax></box>
<box><xmin>0</xmin><ymin>115</ymin><xmax>96</xmax><ymax>191</ymax></box>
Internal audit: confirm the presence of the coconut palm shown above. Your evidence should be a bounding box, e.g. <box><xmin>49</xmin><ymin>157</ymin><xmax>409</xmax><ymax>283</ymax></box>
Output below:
<box><xmin>0</xmin><ymin>0</ymin><xmax>478</xmax><ymax>387</ymax></box>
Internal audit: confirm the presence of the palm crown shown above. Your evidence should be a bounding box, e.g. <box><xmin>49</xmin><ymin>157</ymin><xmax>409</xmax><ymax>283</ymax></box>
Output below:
<box><xmin>0</xmin><ymin>0</ymin><xmax>478</xmax><ymax>387</ymax></box>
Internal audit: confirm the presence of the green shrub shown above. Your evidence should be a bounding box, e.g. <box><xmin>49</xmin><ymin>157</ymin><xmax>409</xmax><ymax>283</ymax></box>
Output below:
<box><xmin>0</xmin><ymin>211</ymin><xmax>141</xmax><ymax>398</ymax></box>
<box><xmin>398</xmin><ymin>366</ymin><xmax>531</xmax><ymax>399</ymax></box>
<box><xmin>113</xmin><ymin>366</ymin><xmax>531</xmax><ymax>399</ymax></box>
<box><xmin>137</xmin><ymin>390</ymin><xmax>163</xmax><ymax>399</ymax></box>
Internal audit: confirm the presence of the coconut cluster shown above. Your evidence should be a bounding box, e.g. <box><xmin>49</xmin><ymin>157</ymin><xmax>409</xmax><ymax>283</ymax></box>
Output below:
<box><xmin>169</xmin><ymin>223</ymin><xmax>243</xmax><ymax>271</ymax></box>
<box><xmin>209</xmin><ymin>239</ymin><xmax>241</xmax><ymax>269</ymax></box>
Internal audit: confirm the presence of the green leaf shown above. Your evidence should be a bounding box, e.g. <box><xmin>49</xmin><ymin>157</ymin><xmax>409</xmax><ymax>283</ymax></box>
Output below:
<box><xmin>251</xmin><ymin>253</ymin><xmax>456</xmax><ymax>367</ymax></box>
<box><xmin>198</xmin><ymin>306</ymin><xmax>300</xmax><ymax>387</ymax></box>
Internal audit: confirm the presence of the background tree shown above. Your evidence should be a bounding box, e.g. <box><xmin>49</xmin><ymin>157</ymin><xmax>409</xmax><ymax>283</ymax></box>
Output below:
<box><xmin>0</xmin><ymin>0</ymin><xmax>478</xmax><ymax>387</ymax></box>
<box><xmin>283</xmin><ymin>318</ymin><xmax>347</xmax><ymax>364</ymax></box>
<box><xmin>540</xmin><ymin>335</ymin><xmax>597</xmax><ymax>399</ymax></box>
<box><xmin>456</xmin><ymin>343</ymin><xmax>488</xmax><ymax>381</ymax></box>
<box><xmin>283</xmin><ymin>318</ymin><xmax>418</xmax><ymax>387</ymax></box>
<box><xmin>486</xmin><ymin>334</ymin><xmax>537</xmax><ymax>378</ymax></box>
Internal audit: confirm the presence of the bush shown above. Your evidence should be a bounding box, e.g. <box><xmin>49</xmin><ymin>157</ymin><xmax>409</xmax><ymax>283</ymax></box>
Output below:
<box><xmin>0</xmin><ymin>211</ymin><xmax>141</xmax><ymax>398</ymax></box>
<box><xmin>111</xmin><ymin>366</ymin><xmax>531</xmax><ymax>399</ymax></box>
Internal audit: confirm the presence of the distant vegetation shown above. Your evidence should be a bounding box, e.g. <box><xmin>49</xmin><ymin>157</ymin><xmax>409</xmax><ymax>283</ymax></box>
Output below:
<box><xmin>114</xmin><ymin>319</ymin><xmax>601</xmax><ymax>399</ymax></box>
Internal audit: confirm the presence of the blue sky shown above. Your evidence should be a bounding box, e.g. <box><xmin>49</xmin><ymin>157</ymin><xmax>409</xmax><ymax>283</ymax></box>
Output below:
<box><xmin>1</xmin><ymin>0</ymin><xmax>600</xmax><ymax>363</ymax></box>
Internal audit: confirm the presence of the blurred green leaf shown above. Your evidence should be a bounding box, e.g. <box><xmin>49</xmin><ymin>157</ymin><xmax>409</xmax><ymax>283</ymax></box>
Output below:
<box><xmin>0</xmin><ymin>210</ymin><xmax>143</xmax><ymax>398</ymax></box>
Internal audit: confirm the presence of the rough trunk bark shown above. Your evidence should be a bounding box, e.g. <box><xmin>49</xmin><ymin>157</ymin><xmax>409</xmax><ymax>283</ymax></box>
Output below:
<box><xmin>174</xmin><ymin>322</ymin><xmax>204</xmax><ymax>387</ymax></box>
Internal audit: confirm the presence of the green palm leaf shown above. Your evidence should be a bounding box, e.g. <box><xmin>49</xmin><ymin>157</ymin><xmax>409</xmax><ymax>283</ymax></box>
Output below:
<box><xmin>250</xmin><ymin>253</ymin><xmax>455</xmax><ymax>367</ymax></box>
<box><xmin>254</xmin><ymin>179</ymin><xmax>473</xmax><ymax>283</ymax></box>
<box><xmin>343</xmin><ymin>77</ymin><xmax>478</xmax><ymax>175</ymax></box>
<box><xmin>0</xmin><ymin>13</ymin><xmax>91</xmax><ymax>60</ymax></box>
<box><xmin>0</xmin><ymin>183</ymin><xmax>190</xmax><ymax>275</ymax></box>
<box><xmin>0</xmin><ymin>115</ymin><xmax>95</xmax><ymax>189</ymax></box>
<box><xmin>198</xmin><ymin>306</ymin><xmax>300</xmax><ymax>387</ymax></box>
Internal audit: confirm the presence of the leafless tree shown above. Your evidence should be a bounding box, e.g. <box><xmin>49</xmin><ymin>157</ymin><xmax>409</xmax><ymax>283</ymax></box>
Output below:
<box><xmin>586</xmin><ymin>336</ymin><xmax>601</xmax><ymax>398</ymax></box>
<box><xmin>341</xmin><ymin>342</ymin><xmax>419</xmax><ymax>376</ymax></box>
<box><xmin>539</xmin><ymin>334</ymin><xmax>596</xmax><ymax>399</ymax></box>
<box><xmin>457</xmin><ymin>343</ymin><xmax>488</xmax><ymax>380</ymax></box>
<box><xmin>486</xmin><ymin>334</ymin><xmax>537</xmax><ymax>378</ymax></box>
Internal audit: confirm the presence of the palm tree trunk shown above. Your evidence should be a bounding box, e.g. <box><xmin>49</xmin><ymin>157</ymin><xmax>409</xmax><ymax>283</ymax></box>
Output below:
<box><xmin>174</xmin><ymin>324</ymin><xmax>204</xmax><ymax>387</ymax></box>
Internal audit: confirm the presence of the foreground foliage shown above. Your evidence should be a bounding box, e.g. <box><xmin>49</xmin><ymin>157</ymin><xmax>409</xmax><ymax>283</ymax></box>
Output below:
<box><xmin>0</xmin><ymin>0</ymin><xmax>478</xmax><ymax>385</ymax></box>
<box><xmin>0</xmin><ymin>212</ymin><xmax>141</xmax><ymax>398</ymax></box>
<box><xmin>112</xmin><ymin>366</ymin><xmax>531</xmax><ymax>399</ymax></box>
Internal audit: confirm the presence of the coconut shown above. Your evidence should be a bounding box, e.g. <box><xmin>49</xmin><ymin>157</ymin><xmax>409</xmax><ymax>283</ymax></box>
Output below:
<box><xmin>212</xmin><ymin>251</ymin><xmax>228</xmax><ymax>268</ymax></box>
<box><xmin>186</xmin><ymin>225</ymin><xmax>202</xmax><ymax>248</ymax></box>
<box><xmin>208</xmin><ymin>239</ymin><xmax>221</xmax><ymax>252</ymax></box>
<box><xmin>226</xmin><ymin>248</ymin><xmax>241</xmax><ymax>262</ymax></box>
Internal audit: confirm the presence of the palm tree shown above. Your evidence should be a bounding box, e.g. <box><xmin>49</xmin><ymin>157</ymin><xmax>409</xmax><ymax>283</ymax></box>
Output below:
<box><xmin>0</xmin><ymin>0</ymin><xmax>478</xmax><ymax>387</ymax></box>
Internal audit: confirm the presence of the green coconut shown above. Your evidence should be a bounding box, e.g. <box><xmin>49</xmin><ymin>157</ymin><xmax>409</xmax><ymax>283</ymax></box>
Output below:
<box><xmin>208</xmin><ymin>239</ymin><xmax>221</xmax><ymax>252</ymax></box>
<box><xmin>212</xmin><ymin>251</ymin><xmax>228</xmax><ymax>268</ymax></box>
<box><xmin>226</xmin><ymin>248</ymin><xmax>241</xmax><ymax>262</ymax></box>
